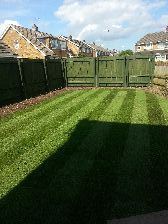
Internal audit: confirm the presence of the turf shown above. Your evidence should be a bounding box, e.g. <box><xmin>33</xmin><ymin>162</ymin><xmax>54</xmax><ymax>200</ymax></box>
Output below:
<box><xmin>0</xmin><ymin>89</ymin><xmax>168</xmax><ymax>224</ymax></box>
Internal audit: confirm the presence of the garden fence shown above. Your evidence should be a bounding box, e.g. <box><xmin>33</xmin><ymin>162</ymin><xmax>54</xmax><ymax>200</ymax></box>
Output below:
<box><xmin>0</xmin><ymin>55</ymin><xmax>155</xmax><ymax>106</ymax></box>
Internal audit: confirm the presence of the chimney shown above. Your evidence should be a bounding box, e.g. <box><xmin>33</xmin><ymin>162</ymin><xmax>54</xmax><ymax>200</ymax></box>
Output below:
<box><xmin>93</xmin><ymin>42</ymin><xmax>95</xmax><ymax>45</ymax></box>
<box><xmin>166</xmin><ymin>25</ymin><xmax>168</xmax><ymax>33</ymax></box>
<box><xmin>32</xmin><ymin>24</ymin><xmax>38</xmax><ymax>32</ymax></box>
<box><xmin>69</xmin><ymin>35</ymin><xmax>72</xmax><ymax>40</ymax></box>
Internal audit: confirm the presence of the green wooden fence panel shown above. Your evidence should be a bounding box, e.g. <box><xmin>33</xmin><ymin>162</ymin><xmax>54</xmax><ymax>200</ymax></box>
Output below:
<box><xmin>45</xmin><ymin>58</ymin><xmax>65</xmax><ymax>91</ymax></box>
<box><xmin>66</xmin><ymin>57</ymin><xmax>95</xmax><ymax>87</ymax></box>
<box><xmin>0</xmin><ymin>56</ymin><xmax>155</xmax><ymax>107</ymax></box>
<box><xmin>0</xmin><ymin>58</ymin><xmax>23</xmax><ymax>106</ymax></box>
<box><xmin>20</xmin><ymin>59</ymin><xmax>48</xmax><ymax>98</ymax></box>
<box><xmin>97</xmin><ymin>56</ymin><xmax>125</xmax><ymax>87</ymax></box>
<box><xmin>127</xmin><ymin>55</ymin><xmax>155</xmax><ymax>87</ymax></box>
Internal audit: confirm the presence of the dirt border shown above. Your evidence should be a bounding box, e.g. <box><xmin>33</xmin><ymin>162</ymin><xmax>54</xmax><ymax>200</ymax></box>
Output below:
<box><xmin>0</xmin><ymin>86</ymin><xmax>167</xmax><ymax>118</ymax></box>
<box><xmin>0</xmin><ymin>87</ymin><xmax>96</xmax><ymax>118</ymax></box>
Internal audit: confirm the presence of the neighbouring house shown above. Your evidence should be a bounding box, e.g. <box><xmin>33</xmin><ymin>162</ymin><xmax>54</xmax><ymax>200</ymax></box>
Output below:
<box><xmin>135</xmin><ymin>26</ymin><xmax>168</xmax><ymax>61</ymax></box>
<box><xmin>1</xmin><ymin>24</ymin><xmax>67</xmax><ymax>59</ymax></box>
<box><xmin>59</xmin><ymin>35</ymin><xmax>112</xmax><ymax>58</ymax></box>
<box><xmin>0</xmin><ymin>40</ymin><xmax>18</xmax><ymax>58</ymax></box>
<box><xmin>88</xmin><ymin>42</ymin><xmax>111</xmax><ymax>57</ymax></box>
<box><xmin>59</xmin><ymin>35</ymin><xmax>94</xmax><ymax>57</ymax></box>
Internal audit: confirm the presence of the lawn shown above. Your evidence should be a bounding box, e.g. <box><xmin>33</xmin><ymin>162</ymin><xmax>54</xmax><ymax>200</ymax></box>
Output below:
<box><xmin>0</xmin><ymin>88</ymin><xmax>168</xmax><ymax>224</ymax></box>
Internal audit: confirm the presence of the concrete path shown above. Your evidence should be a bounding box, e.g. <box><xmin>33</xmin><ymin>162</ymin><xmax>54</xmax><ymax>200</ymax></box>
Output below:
<box><xmin>107</xmin><ymin>210</ymin><xmax>168</xmax><ymax>224</ymax></box>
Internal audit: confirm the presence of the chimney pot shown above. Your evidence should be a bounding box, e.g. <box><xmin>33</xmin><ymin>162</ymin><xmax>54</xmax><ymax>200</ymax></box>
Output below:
<box><xmin>32</xmin><ymin>24</ymin><xmax>38</xmax><ymax>32</ymax></box>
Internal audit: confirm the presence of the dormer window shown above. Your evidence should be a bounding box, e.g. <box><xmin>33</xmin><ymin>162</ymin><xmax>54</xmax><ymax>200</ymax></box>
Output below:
<box><xmin>50</xmin><ymin>39</ymin><xmax>59</xmax><ymax>49</ymax></box>
<box><xmin>60</xmin><ymin>41</ymin><xmax>66</xmax><ymax>50</ymax></box>
<box><xmin>38</xmin><ymin>38</ymin><xmax>46</xmax><ymax>45</ymax></box>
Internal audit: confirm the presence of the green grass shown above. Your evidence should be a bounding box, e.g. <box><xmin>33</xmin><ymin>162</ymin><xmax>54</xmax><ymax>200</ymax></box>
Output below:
<box><xmin>0</xmin><ymin>89</ymin><xmax>168</xmax><ymax>224</ymax></box>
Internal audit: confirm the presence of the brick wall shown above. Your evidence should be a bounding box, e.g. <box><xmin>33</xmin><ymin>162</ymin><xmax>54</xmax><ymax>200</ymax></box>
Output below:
<box><xmin>2</xmin><ymin>27</ymin><xmax>44</xmax><ymax>59</ymax></box>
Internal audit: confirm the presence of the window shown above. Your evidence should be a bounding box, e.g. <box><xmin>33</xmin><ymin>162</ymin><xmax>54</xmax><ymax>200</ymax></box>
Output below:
<box><xmin>13</xmin><ymin>40</ymin><xmax>19</xmax><ymax>49</ymax></box>
<box><xmin>50</xmin><ymin>39</ymin><xmax>59</xmax><ymax>49</ymax></box>
<box><xmin>38</xmin><ymin>38</ymin><xmax>46</xmax><ymax>45</ymax></box>
<box><xmin>165</xmin><ymin>41</ymin><xmax>168</xmax><ymax>48</ymax></box>
<box><xmin>60</xmin><ymin>41</ymin><xmax>66</xmax><ymax>50</ymax></box>
<box><xmin>146</xmin><ymin>42</ymin><xmax>152</xmax><ymax>49</ymax></box>
<box><xmin>86</xmin><ymin>48</ymin><xmax>91</xmax><ymax>53</ymax></box>
<box><xmin>157</xmin><ymin>42</ymin><xmax>165</xmax><ymax>49</ymax></box>
<box><xmin>82</xmin><ymin>47</ymin><xmax>86</xmax><ymax>53</ymax></box>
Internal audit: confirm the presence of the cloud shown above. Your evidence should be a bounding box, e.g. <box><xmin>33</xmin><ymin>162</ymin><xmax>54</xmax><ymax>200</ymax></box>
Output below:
<box><xmin>55</xmin><ymin>0</ymin><xmax>168</xmax><ymax>42</ymax></box>
<box><xmin>0</xmin><ymin>20</ymin><xmax>20</xmax><ymax>37</ymax></box>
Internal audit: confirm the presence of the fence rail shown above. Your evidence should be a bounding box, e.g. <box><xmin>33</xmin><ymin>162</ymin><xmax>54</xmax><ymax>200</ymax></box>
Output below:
<box><xmin>0</xmin><ymin>56</ymin><xmax>155</xmax><ymax>106</ymax></box>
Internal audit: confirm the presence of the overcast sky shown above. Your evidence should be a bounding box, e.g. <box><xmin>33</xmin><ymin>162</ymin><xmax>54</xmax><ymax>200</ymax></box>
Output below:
<box><xmin>0</xmin><ymin>0</ymin><xmax>168</xmax><ymax>50</ymax></box>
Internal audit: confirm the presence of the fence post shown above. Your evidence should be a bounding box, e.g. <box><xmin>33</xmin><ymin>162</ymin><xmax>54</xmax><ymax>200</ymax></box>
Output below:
<box><xmin>17</xmin><ymin>58</ymin><xmax>27</xmax><ymax>100</ymax></box>
<box><xmin>124</xmin><ymin>56</ymin><xmax>129</xmax><ymax>87</ymax></box>
<box><xmin>43</xmin><ymin>58</ymin><xmax>49</xmax><ymax>92</ymax></box>
<box><xmin>94</xmin><ymin>58</ymin><xmax>98</xmax><ymax>87</ymax></box>
<box><xmin>61</xmin><ymin>59</ymin><xmax>67</xmax><ymax>88</ymax></box>
<box><xmin>63</xmin><ymin>59</ymin><xmax>68</xmax><ymax>88</ymax></box>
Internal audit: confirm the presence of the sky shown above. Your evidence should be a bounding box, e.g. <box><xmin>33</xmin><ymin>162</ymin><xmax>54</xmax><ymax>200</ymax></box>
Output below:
<box><xmin>0</xmin><ymin>0</ymin><xmax>168</xmax><ymax>51</ymax></box>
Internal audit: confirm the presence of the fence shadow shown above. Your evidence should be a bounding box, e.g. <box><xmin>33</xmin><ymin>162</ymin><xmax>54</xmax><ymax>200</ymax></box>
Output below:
<box><xmin>0</xmin><ymin>119</ymin><xmax>168</xmax><ymax>224</ymax></box>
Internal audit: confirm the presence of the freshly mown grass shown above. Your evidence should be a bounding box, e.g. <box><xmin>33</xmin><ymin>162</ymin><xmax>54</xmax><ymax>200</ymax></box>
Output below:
<box><xmin>0</xmin><ymin>89</ymin><xmax>168</xmax><ymax>224</ymax></box>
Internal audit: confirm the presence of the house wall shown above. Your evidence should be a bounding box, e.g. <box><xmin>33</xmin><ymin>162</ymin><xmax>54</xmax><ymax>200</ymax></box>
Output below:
<box><xmin>67</xmin><ymin>41</ymin><xmax>79</xmax><ymax>56</ymax></box>
<box><xmin>136</xmin><ymin>43</ymin><xmax>166</xmax><ymax>52</ymax></box>
<box><xmin>2</xmin><ymin>27</ymin><xmax>44</xmax><ymax>59</ymax></box>
<box><xmin>92</xmin><ymin>50</ymin><xmax>97</xmax><ymax>57</ymax></box>
<box><xmin>52</xmin><ymin>49</ymin><xmax>67</xmax><ymax>58</ymax></box>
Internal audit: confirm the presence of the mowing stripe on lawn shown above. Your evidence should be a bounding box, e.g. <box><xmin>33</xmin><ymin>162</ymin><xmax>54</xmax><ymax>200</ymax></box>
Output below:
<box><xmin>0</xmin><ymin>89</ymin><xmax>111</xmax><ymax>198</ymax></box>
<box><xmin>146</xmin><ymin>92</ymin><xmax>165</xmax><ymax>126</ymax></box>
<box><xmin>0</xmin><ymin>89</ymin><xmax>102</xmax><ymax>168</ymax></box>
<box><xmin>0</xmin><ymin>90</ymin><xmax>126</xmax><ymax>223</ymax></box>
<box><xmin>157</xmin><ymin>95</ymin><xmax>168</xmax><ymax>125</ymax></box>
<box><xmin>0</xmin><ymin>90</ymin><xmax>85</xmax><ymax>139</ymax></box>
<box><xmin>63</xmin><ymin>90</ymin><xmax>136</xmax><ymax>223</ymax></box>
<box><xmin>34</xmin><ymin>90</ymin><xmax>128</xmax><ymax>223</ymax></box>
<box><xmin>0</xmin><ymin>89</ymin><xmax>74</xmax><ymax>124</ymax></box>
<box><xmin>146</xmin><ymin>92</ymin><xmax>168</xmax><ymax>211</ymax></box>
<box><xmin>113</xmin><ymin>90</ymin><xmax>151</xmax><ymax>217</ymax></box>
<box><xmin>15</xmin><ymin>90</ymin><xmax>121</xmax><ymax>188</ymax></box>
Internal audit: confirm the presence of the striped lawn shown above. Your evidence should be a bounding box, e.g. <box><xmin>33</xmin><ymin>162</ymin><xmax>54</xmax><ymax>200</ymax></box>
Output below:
<box><xmin>0</xmin><ymin>89</ymin><xmax>168</xmax><ymax>224</ymax></box>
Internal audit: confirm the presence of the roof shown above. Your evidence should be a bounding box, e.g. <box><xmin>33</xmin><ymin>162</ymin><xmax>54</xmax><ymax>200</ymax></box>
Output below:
<box><xmin>88</xmin><ymin>43</ymin><xmax>109</xmax><ymax>52</ymax></box>
<box><xmin>60</xmin><ymin>35</ymin><xmax>93</xmax><ymax>49</ymax></box>
<box><xmin>136</xmin><ymin>31</ymin><xmax>168</xmax><ymax>45</ymax></box>
<box><xmin>7</xmin><ymin>24</ymin><xmax>55</xmax><ymax>56</ymax></box>
<box><xmin>0</xmin><ymin>40</ymin><xmax>18</xmax><ymax>58</ymax></box>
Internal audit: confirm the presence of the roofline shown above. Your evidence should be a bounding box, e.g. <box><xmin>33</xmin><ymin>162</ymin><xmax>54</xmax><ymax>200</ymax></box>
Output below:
<box><xmin>10</xmin><ymin>25</ymin><xmax>46</xmax><ymax>56</ymax></box>
<box><xmin>0</xmin><ymin>25</ymin><xmax>11</xmax><ymax>39</ymax></box>
<box><xmin>83</xmin><ymin>42</ymin><xmax>97</xmax><ymax>51</ymax></box>
<box><xmin>2</xmin><ymin>24</ymin><xmax>54</xmax><ymax>56</ymax></box>
<box><xmin>59</xmin><ymin>35</ymin><xmax>99</xmax><ymax>51</ymax></box>
<box><xmin>59</xmin><ymin>35</ymin><xmax>79</xmax><ymax>47</ymax></box>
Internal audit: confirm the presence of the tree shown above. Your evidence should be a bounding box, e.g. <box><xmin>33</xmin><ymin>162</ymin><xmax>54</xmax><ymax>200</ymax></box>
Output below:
<box><xmin>118</xmin><ymin>49</ymin><xmax>134</xmax><ymax>57</ymax></box>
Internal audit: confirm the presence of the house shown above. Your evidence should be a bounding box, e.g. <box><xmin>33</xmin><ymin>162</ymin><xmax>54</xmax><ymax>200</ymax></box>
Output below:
<box><xmin>1</xmin><ymin>24</ymin><xmax>67</xmax><ymax>59</ymax></box>
<box><xmin>59</xmin><ymin>35</ymin><xmax>94</xmax><ymax>57</ymax></box>
<box><xmin>0</xmin><ymin>40</ymin><xmax>18</xmax><ymax>58</ymax></box>
<box><xmin>88</xmin><ymin>42</ymin><xmax>111</xmax><ymax>57</ymax></box>
<box><xmin>135</xmin><ymin>26</ymin><xmax>168</xmax><ymax>61</ymax></box>
<box><xmin>59</xmin><ymin>35</ymin><xmax>112</xmax><ymax>58</ymax></box>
